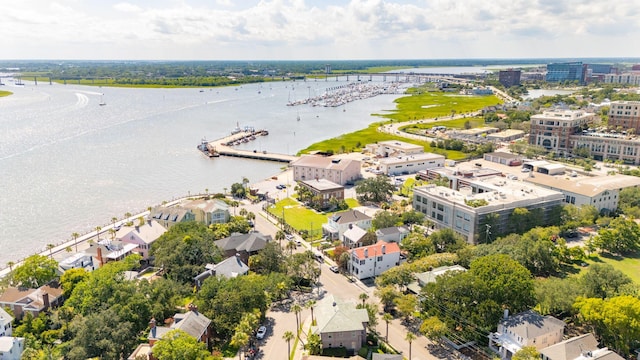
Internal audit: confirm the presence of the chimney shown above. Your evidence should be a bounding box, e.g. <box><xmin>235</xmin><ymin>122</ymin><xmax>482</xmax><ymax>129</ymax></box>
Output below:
<box><xmin>503</xmin><ymin>309</ymin><xmax>509</xmax><ymax>319</ymax></box>
<box><xmin>42</xmin><ymin>292</ymin><xmax>50</xmax><ymax>310</ymax></box>
<box><xmin>188</xmin><ymin>303</ymin><xmax>198</xmax><ymax>314</ymax></box>
<box><xmin>381</xmin><ymin>244</ymin><xmax>386</xmax><ymax>254</ymax></box>
<box><xmin>364</xmin><ymin>248</ymin><xmax>368</xmax><ymax>258</ymax></box>
<box><xmin>96</xmin><ymin>247</ymin><xmax>104</xmax><ymax>268</ymax></box>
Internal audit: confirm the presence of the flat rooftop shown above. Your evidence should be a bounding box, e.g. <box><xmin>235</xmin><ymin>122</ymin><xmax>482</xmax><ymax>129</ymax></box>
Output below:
<box><xmin>377</xmin><ymin>140</ymin><xmax>424</xmax><ymax>151</ymax></box>
<box><xmin>379</xmin><ymin>152</ymin><xmax>444</xmax><ymax>165</ymax></box>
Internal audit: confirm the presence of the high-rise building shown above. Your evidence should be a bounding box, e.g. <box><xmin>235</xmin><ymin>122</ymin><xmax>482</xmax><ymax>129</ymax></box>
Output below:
<box><xmin>498</xmin><ymin>70</ymin><xmax>521</xmax><ymax>87</ymax></box>
<box><xmin>545</xmin><ymin>62</ymin><xmax>586</xmax><ymax>84</ymax></box>
<box><xmin>608</xmin><ymin>101</ymin><xmax>640</xmax><ymax>133</ymax></box>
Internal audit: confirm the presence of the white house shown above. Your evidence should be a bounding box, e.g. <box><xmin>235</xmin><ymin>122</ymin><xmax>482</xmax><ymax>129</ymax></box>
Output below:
<box><xmin>322</xmin><ymin>209</ymin><xmax>372</xmax><ymax>241</ymax></box>
<box><xmin>312</xmin><ymin>295</ymin><xmax>369</xmax><ymax>352</ymax></box>
<box><xmin>0</xmin><ymin>337</ymin><xmax>24</xmax><ymax>360</ymax></box>
<box><xmin>540</xmin><ymin>333</ymin><xmax>624</xmax><ymax>360</ymax></box>
<box><xmin>116</xmin><ymin>220</ymin><xmax>167</xmax><ymax>260</ymax></box>
<box><xmin>343</xmin><ymin>225</ymin><xmax>368</xmax><ymax>248</ymax></box>
<box><xmin>0</xmin><ymin>307</ymin><xmax>14</xmax><ymax>337</ymax></box>
<box><xmin>349</xmin><ymin>241</ymin><xmax>400</xmax><ymax>280</ymax></box>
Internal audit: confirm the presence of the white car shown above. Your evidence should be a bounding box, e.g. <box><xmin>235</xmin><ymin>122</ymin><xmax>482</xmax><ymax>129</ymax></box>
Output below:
<box><xmin>256</xmin><ymin>326</ymin><xmax>267</xmax><ymax>340</ymax></box>
<box><xmin>521</xmin><ymin>168</ymin><xmax>531</xmax><ymax>173</ymax></box>
<box><xmin>329</xmin><ymin>266</ymin><xmax>339</xmax><ymax>273</ymax></box>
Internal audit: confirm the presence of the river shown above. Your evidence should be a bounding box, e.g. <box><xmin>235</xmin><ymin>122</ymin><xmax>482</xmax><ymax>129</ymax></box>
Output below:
<box><xmin>0</xmin><ymin>79</ymin><xmax>402</xmax><ymax>266</ymax></box>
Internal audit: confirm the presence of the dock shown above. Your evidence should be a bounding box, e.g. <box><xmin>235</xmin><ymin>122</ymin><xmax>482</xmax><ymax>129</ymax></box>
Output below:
<box><xmin>203</xmin><ymin>131</ymin><xmax>298</xmax><ymax>163</ymax></box>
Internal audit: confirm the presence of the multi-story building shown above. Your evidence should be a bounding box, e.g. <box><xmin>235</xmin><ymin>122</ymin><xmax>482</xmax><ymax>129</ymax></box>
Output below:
<box><xmin>367</xmin><ymin>140</ymin><xmax>425</xmax><ymax>157</ymax></box>
<box><xmin>116</xmin><ymin>219</ymin><xmax>167</xmax><ymax>260</ymax></box>
<box><xmin>413</xmin><ymin>178</ymin><xmax>564</xmax><ymax>243</ymax></box>
<box><xmin>545</xmin><ymin>62</ymin><xmax>586</xmax><ymax>84</ymax></box>
<box><xmin>377</xmin><ymin>152</ymin><xmax>445</xmax><ymax>176</ymax></box>
<box><xmin>182</xmin><ymin>198</ymin><xmax>230</xmax><ymax>225</ymax></box>
<box><xmin>607</xmin><ymin>101</ymin><xmax>640</xmax><ymax>134</ymax></box>
<box><xmin>571</xmin><ymin>132</ymin><xmax>640</xmax><ymax>164</ymax></box>
<box><xmin>348</xmin><ymin>241</ymin><xmax>400</xmax><ymax>280</ymax></box>
<box><xmin>603</xmin><ymin>73</ymin><xmax>640</xmax><ymax>86</ymax></box>
<box><xmin>0</xmin><ymin>337</ymin><xmax>24</xmax><ymax>360</ymax></box>
<box><xmin>529</xmin><ymin>109</ymin><xmax>595</xmax><ymax>155</ymax></box>
<box><xmin>313</xmin><ymin>295</ymin><xmax>369</xmax><ymax>352</ymax></box>
<box><xmin>291</xmin><ymin>155</ymin><xmax>362</xmax><ymax>185</ymax></box>
<box><xmin>498</xmin><ymin>70</ymin><xmax>521</xmax><ymax>88</ymax></box>
<box><xmin>298</xmin><ymin>178</ymin><xmax>344</xmax><ymax>208</ymax></box>
<box><xmin>0</xmin><ymin>307</ymin><xmax>13</xmax><ymax>337</ymax></box>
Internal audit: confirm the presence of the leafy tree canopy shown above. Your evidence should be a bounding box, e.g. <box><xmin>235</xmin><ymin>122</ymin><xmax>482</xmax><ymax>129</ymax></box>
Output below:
<box><xmin>12</xmin><ymin>255</ymin><xmax>58</xmax><ymax>288</ymax></box>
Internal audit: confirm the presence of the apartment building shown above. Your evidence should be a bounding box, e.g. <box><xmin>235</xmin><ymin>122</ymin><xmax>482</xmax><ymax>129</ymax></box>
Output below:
<box><xmin>607</xmin><ymin>101</ymin><xmax>640</xmax><ymax>134</ymax></box>
<box><xmin>529</xmin><ymin>109</ymin><xmax>595</xmax><ymax>154</ymax></box>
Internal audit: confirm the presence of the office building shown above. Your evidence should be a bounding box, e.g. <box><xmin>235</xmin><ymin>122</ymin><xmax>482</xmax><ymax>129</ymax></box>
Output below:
<box><xmin>545</xmin><ymin>62</ymin><xmax>586</xmax><ymax>84</ymax></box>
<box><xmin>529</xmin><ymin>109</ymin><xmax>595</xmax><ymax>155</ymax></box>
<box><xmin>498</xmin><ymin>70</ymin><xmax>521</xmax><ymax>88</ymax></box>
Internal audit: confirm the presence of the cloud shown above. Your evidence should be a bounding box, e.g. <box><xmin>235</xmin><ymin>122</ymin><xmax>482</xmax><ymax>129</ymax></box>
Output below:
<box><xmin>114</xmin><ymin>2</ymin><xmax>142</xmax><ymax>13</ymax></box>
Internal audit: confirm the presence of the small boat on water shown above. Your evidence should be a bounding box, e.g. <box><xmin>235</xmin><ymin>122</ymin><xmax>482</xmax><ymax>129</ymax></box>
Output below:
<box><xmin>99</xmin><ymin>93</ymin><xmax>107</xmax><ymax>106</ymax></box>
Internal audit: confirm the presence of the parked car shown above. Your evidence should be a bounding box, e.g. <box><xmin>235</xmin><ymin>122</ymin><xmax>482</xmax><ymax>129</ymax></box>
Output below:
<box><xmin>285</xmin><ymin>234</ymin><xmax>294</xmax><ymax>241</ymax></box>
<box><xmin>329</xmin><ymin>266</ymin><xmax>339</xmax><ymax>273</ymax></box>
<box><xmin>256</xmin><ymin>326</ymin><xmax>267</xmax><ymax>340</ymax></box>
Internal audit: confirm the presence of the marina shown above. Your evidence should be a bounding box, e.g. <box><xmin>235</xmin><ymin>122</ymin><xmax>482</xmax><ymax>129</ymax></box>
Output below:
<box><xmin>200</xmin><ymin>128</ymin><xmax>297</xmax><ymax>163</ymax></box>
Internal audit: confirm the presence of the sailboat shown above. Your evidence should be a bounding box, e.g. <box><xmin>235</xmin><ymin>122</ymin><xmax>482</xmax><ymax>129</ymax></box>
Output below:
<box><xmin>99</xmin><ymin>93</ymin><xmax>107</xmax><ymax>106</ymax></box>
<box><xmin>296</xmin><ymin>111</ymin><xmax>300</xmax><ymax>121</ymax></box>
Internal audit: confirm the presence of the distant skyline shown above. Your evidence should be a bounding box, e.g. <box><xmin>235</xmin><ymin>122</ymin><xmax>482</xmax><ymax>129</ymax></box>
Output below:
<box><xmin>1</xmin><ymin>0</ymin><xmax>639</xmax><ymax>61</ymax></box>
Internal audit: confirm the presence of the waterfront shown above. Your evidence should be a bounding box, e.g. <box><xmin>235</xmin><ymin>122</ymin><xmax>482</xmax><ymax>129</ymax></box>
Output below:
<box><xmin>0</xmin><ymin>79</ymin><xmax>402</xmax><ymax>266</ymax></box>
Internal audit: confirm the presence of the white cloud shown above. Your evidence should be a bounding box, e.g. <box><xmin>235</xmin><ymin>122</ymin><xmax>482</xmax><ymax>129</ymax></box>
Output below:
<box><xmin>0</xmin><ymin>0</ymin><xmax>638</xmax><ymax>59</ymax></box>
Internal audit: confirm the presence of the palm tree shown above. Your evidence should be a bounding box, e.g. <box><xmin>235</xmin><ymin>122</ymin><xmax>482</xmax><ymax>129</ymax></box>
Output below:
<box><xmin>65</xmin><ymin>246</ymin><xmax>72</xmax><ymax>254</ymax></box>
<box><xmin>359</xmin><ymin>292</ymin><xmax>369</xmax><ymax>307</ymax></box>
<box><xmin>242</xmin><ymin>176</ymin><xmax>250</xmax><ymax>189</ymax></box>
<box><xmin>95</xmin><ymin>226</ymin><xmax>102</xmax><ymax>241</ymax></box>
<box><xmin>383</xmin><ymin>313</ymin><xmax>393</xmax><ymax>342</ymax></box>
<box><xmin>111</xmin><ymin>216</ymin><xmax>118</xmax><ymax>226</ymax></box>
<box><xmin>275</xmin><ymin>230</ymin><xmax>285</xmax><ymax>247</ymax></box>
<box><xmin>108</xmin><ymin>228</ymin><xmax>116</xmax><ymax>241</ymax></box>
<box><xmin>223</xmin><ymin>187</ymin><xmax>228</xmax><ymax>196</ymax></box>
<box><xmin>46</xmin><ymin>243</ymin><xmax>55</xmax><ymax>259</ymax></box>
<box><xmin>283</xmin><ymin>331</ymin><xmax>295</xmax><ymax>360</ymax></box>
<box><xmin>306</xmin><ymin>299</ymin><xmax>316</xmax><ymax>325</ymax></box>
<box><xmin>405</xmin><ymin>332</ymin><xmax>416</xmax><ymax>360</ymax></box>
<box><xmin>71</xmin><ymin>232</ymin><xmax>80</xmax><ymax>252</ymax></box>
<box><xmin>231</xmin><ymin>200</ymin><xmax>239</xmax><ymax>216</ymax></box>
<box><xmin>239</xmin><ymin>208</ymin><xmax>248</xmax><ymax>217</ymax></box>
<box><xmin>6</xmin><ymin>261</ymin><xmax>14</xmax><ymax>285</ymax></box>
<box><xmin>286</xmin><ymin>241</ymin><xmax>297</xmax><ymax>255</ymax></box>
<box><xmin>291</xmin><ymin>303</ymin><xmax>302</xmax><ymax>333</ymax></box>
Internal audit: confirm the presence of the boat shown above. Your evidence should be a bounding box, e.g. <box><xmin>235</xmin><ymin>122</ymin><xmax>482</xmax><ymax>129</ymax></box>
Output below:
<box><xmin>297</xmin><ymin>111</ymin><xmax>300</xmax><ymax>121</ymax></box>
<box><xmin>99</xmin><ymin>93</ymin><xmax>107</xmax><ymax>106</ymax></box>
<box><xmin>231</xmin><ymin>122</ymin><xmax>242</xmax><ymax>135</ymax></box>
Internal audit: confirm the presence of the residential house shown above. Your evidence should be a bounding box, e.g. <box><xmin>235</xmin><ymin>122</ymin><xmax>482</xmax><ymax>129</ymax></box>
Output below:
<box><xmin>149</xmin><ymin>304</ymin><xmax>212</xmax><ymax>348</ymax></box>
<box><xmin>298</xmin><ymin>178</ymin><xmax>345</xmax><ymax>208</ymax></box>
<box><xmin>0</xmin><ymin>307</ymin><xmax>14</xmax><ymax>337</ymax></box>
<box><xmin>348</xmin><ymin>241</ymin><xmax>400</xmax><ymax>280</ymax></box>
<box><xmin>375</xmin><ymin>226</ymin><xmax>410</xmax><ymax>243</ymax></box>
<box><xmin>291</xmin><ymin>155</ymin><xmax>362</xmax><ymax>186</ymax></box>
<box><xmin>342</xmin><ymin>225</ymin><xmax>368</xmax><ymax>248</ymax></box>
<box><xmin>214</xmin><ymin>232</ymin><xmax>271</xmax><ymax>265</ymax></box>
<box><xmin>322</xmin><ymin>209</ymin><xmax>372</xmax><ymax>241</ymax></box>
<box><xmin>182</xmin><ymin>199</ymin><xmax>230</xmax><ymax>225</ymax></box>
<box><xmin>0</xmin><ymin>337</ymin><xmax>24</xmax><ymax>360</ymax></box>
<box><xmin>116</xmin><ymin>220</ymin><xmax>167</xmax><ymax>260</ymax></box>
<box><xmin>407</xmin><ymin>265</ymin><xmax>467</xmax><ymax>294</ymax></box>
<box><xmin>540</xmin><ymin>333</ymin><xmax>624</xmax><ymax>360</ymax></box>
<box><xmin>58</xmin><ymin>252</ymin><xmax>95</xmax><ymax>272</ymax></box>
<box><xmin>312</xmin><ymin>295</ymin><xmax>369</xmax><ymax>353</ymax></box>
<box><xmin>489</xmin><ymin>310</ymin><xmax>566</xmax><ymax>359</ymax></box>
<box><xmin>84</xmin><ymin>240</ymin><xmax>139</xmax><ymax>268</ymax></box>
<box><xmin>194</xmin><ymin>255</ymin><xmax>249</xmax><ymax>289</ymax></box>
<box><xmin>150</xmin><ymin>206</ymin><xmax>196</xmax><ymax>229</ymax></box>
<box><xmin>0</xmin><ymin>282</ymin><xmax>64</xmax><ymax>320</ymax></box>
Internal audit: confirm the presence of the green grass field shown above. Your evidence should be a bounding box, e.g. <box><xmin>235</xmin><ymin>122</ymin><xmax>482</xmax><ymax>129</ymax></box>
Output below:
<box><xmin>588</xmin><ymin>253</ymin><xmax>640</xmax><ymax>284</ymax></box>
<box><xmin>267</xmin><ymin>197</ymin><xmax>360</xmax><ymax>238</ymax></box>
<box><xmin>299</xmin><ymin>91</ymin><xmax>498</xmax><ymax>159</ymax></box>
<box><xmin>0</xmin><ymin>90</ymin><xmax>13</xmax><ymax>97</ymax></box>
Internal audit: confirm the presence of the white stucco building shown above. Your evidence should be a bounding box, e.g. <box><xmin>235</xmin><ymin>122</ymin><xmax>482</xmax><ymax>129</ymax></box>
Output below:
<box><xmin>378</xmin><ymin>152</ymin><xmax>445</xmax><ymax>176</ymax></box>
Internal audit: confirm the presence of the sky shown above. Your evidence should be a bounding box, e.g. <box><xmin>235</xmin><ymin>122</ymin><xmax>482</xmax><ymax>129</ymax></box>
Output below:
<box><xmin>1</xmin><ymin>0</ymin><xmax>639</xmax><ymax>61</ymax></box>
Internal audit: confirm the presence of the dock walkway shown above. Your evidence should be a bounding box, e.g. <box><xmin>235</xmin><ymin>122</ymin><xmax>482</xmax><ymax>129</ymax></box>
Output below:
<box><xmin>205</xmin><ymin>131</ymin><xmax>298</xmax><ymax>163</ymax></box>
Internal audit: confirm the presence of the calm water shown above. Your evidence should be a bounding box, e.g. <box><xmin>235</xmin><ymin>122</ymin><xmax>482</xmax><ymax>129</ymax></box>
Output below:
<box><xmin>522</xmin><ymin>89</ymin><xmax>575</xmax><ymax>100</ymax></box>
<box><xmin>0</xmin><ymin>79</ymin><xmax>402</xmax><ymax>265</ymax></box>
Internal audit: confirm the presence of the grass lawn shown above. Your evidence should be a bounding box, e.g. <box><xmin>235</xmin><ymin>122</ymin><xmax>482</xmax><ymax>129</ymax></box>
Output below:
<box><xmin>587</xmin><ymin>253</ymin><xmax>640</xmax><ymax>284</ymax></box>
<box><xmin>299</xmin><ymin>91</ymin><xmax>499</xmax><ymax>159</ymax></box>
<box><xmin>0</xmin><ymin>90</ymin><xmax>12</xmax><ymax>97</ymax></box>
<box><xmin>267</xmin><ymin>197</ymin><xmax>360</xmax><ymax>238</ymax></box>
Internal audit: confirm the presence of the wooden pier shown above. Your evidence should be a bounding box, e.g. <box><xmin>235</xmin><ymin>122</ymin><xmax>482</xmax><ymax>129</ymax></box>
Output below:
<box><xmin>203</xmin><ymin>131</ymin><xmax>298</xmax><ymax>163</ymax></box>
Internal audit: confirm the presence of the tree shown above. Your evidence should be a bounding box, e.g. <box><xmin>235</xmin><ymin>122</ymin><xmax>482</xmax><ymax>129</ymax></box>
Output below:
<box><xmin>275</xmin><ymin>230</ymin><xmax>286</xmax><ymax>247</ymax></box>
<box><xmin>305</xmin><ymin>330</ymin><xmax>322</xmax><ymax>355</ymax></box>
<box><xmin>395</xmin><ymin>293</ymin><xmax>418</xmax><ymax>321</ymax></box>
<box><xmin>46</xmin><ymin>243</ymin><xmax>55</xmax><ymax>259</ymax></box>
<box><xmin>72</xmin><ymin>232</ymin><xmax>80</xmax><ymax>252</ymax></box>
<box><xmin>60</xmin><ymin>268</ymin><xmax>89</xmax><ymax>296</ymax></box>
<box><xmin>405</xmin><ymin>332</ymin><xmax>416</xmax><ymax>360</ymax></box>
<box><xmin>230</xmin><ymin>330</ymin><xmax>249</xmax><ymax>360</ymax></box>
<box><xmin>581</xmin><ymin>263</ymin><xmax>632</xmax><ymax>299</ymax></box>
<box><xmin>67</xmin><ymin>308</ymin><xmax>138</xmax><ymax>360</ymax></box>
<box><xmin>231</xmin><ymin>182</ymin><xmax>246</xmax><ymax>198</ymax></box>
<box><xmin>291</xmin><ymin>303</ymin><xmax>302</xmax><ymax>333</ymax></box>
<box><xmin>5</xmin><ymin>261</ymin><xmax>15</xmax><ymax>285</ymax></box>
<box><xmin>419</xmin><ymin>316</ymin><xmax>447</xmax><ymax>342</ymax></box>
<box><xmin>375</xmin><ymin>285</ymin><xmax>400</xmax><ymax>312</ymax></box>
<box><xmin>513</xmin><ymin>346</ymin><xmax>540</xmax><ymax>360</ymax></box>
<box><xmin>428</xmin><ymin>228</ymin><xmax>467</xmax><ymax>253</ymax></box>
<box><xmin>593</xmin><ymin>217</ymin><xmax>640</xmax><ymax>255</ymax></box>
<box><xmin>359</xmin><ymin>293</ymin><xmax>369</xmax><ymax>307</ymax></box>
<box><xmin>12</xmin><ymin>254</ymin><xmax>58</xmax><ymax>288</ymax></box>
<box><xmin>95</xmin><ymin>226</ymin><xmax>102</xmax><ymax>240</ymax></box>
<box><xmin>249</xmin><ymin>242</ymin><xmax>285</xmax><ymax>274</ymax></box>
<box><xmin>401</xmin><ymin>210</ymin><xmax>425</xmax><ymax>227</ymax></box>
<box><xmin>574</xmin><ymin>295</ymin><xmax>640</xmax><ymax>357</ymax></box>
<box><xmin>283</xmin><ymin>331</ymin><xmax>295</xmax><ymax>359</ymax></box>
<box><xmin>535</xmin><ymin>276</ymin><xmax>584</xmax><ymax>317</ymax></box>
<box><xmin>382</xmin><ymin>313</ymin><xmax>393</xmax><ymax>342</ymax></box>
<box><xmin>355</xmin><ymin>176</ymin><xmax>395</xmax><ymax>204</ymax></box>
<box><xmin>401</xmin><ymin>232</ymin><xmax>434</xmax><ymax>259</ymax></box>
<box><xmin>306</xmin><ymin>299</ymin><xmax>316</xmax><ymax>325</ymax></box>
<box><xmin>152</xmin><ymin>329</ymin><xmax>213</xmax><ymax>360</ymax></box>
<box><xmin>372</xmin><ymin>210</ymin><xmax>401</xmax><ymax>230</ymax></box>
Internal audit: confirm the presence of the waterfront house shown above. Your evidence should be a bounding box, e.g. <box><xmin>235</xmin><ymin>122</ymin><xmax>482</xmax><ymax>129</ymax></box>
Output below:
<box><xmin>150</xmin><ymin>206</ymin><xmax>196</xmax><ymax>229</ymax></box>
<box><xmin>0</xmin><ymin>307</ymin><xmax>14</xmax><ymax>337</ymax></box>
<box><xmin>312</xmin><ymin>295</ymin><xmax>369</xmax><ymax>353</ymax></box>
<box><xmin>85</xmin><ymin>240</ymin><xmax>138</xmax><ymax>268</ymax></box>
<box><xmin>489</xmin><ymin>310</ymin><xmax>565</xmax><ymax>359</ymax></box>
<box><xmin>322</xmin><ymin>209</ymin><xmax>372</xmax><ymax>241</ymax></box>
<box><xmin>348</xmin><ymin>241</ymin><xmax>400</xmax><ymax>280</ymax></box>
<box><xmin>0</xmin><ymin>337</ymin><xmax>24</xmax><ymax>360</ymax></box>
<box><xmin>58</xmin><ymin>252</ymin><xmax>95</xmax><ymax>272</ymax></box>
<box><xmin>182</xmin><ymin>198</ymin><xmax>230</xmax><ymax>225</ymax></box>
<box><xmin>0</xmin><ymin>281</ymin><xmax>63</xmax><ymax>320</ymax></box>
<box><xmin>116</xmin><ymin>219</ymin><xmax>167</xmax><ymax>260</ymax></box>
<box><xmin>214</xmin><ymin>232</ymin><xmax>271</xmax><ymax>265</ymax></box>
<box><xmin>291</xmin><ymin>155</ymin><xmax>362</xmax><ymax>186</ymax></box>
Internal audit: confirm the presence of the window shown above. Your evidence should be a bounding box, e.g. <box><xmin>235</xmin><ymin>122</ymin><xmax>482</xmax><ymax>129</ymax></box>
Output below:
<box><xmin>377</xmin><ymin>256</ymin><xmax>383</xmax><ymax>261</ymax></box>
